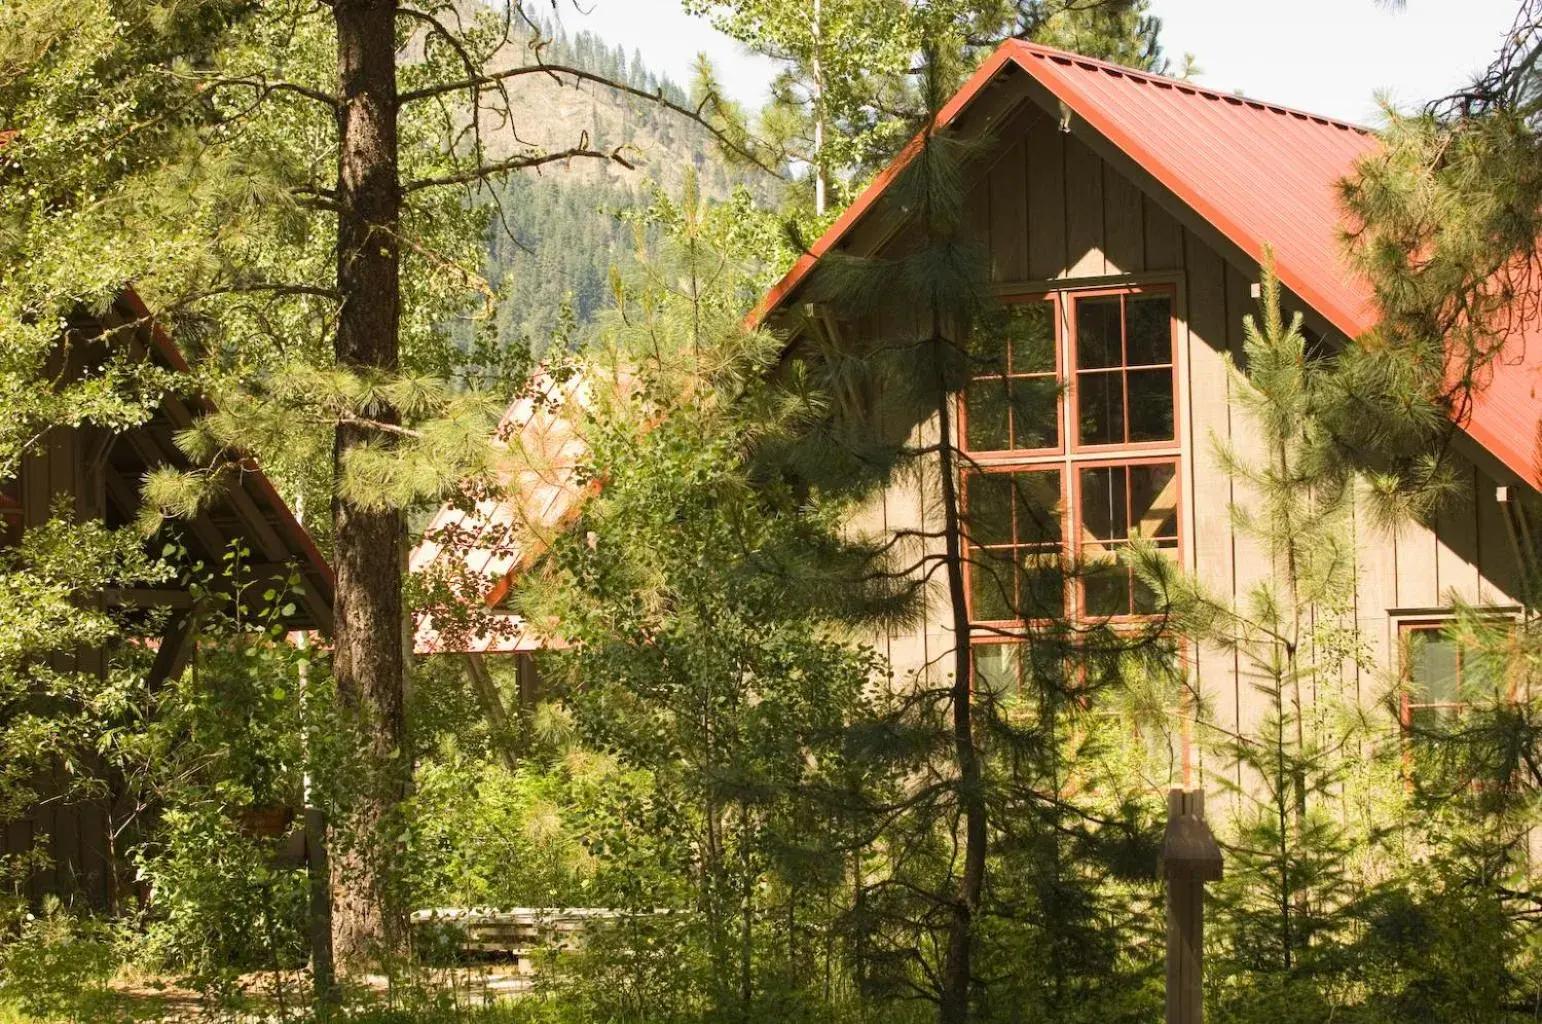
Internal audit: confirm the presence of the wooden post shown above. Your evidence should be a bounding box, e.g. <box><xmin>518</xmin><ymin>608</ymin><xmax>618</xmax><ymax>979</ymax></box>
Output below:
<box><xmin>1161</xmin><ymin>788</ymin><xmax>1222</xmax><ymax>1024</ymax></box>
<box><xmin>296</xmin><ymin>629</ymin><xmax>336</xmax><ymax>1006</ymax></box>
<box><xmin>465</xmin><ymin>653</ymin><xmax>520</xmax><ymax>771</ymax></box>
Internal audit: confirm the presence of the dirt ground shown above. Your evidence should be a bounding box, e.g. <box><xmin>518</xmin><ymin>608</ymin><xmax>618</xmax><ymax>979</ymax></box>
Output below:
<box><xmin>104</xmin><ymin>965</ymin><xmax>535</xmax><ymax>1021</ymax></box>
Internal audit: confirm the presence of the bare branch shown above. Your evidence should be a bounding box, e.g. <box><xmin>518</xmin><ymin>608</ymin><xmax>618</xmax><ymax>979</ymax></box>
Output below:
<box><xmin>157</xmin><ymin>67</ymin><xmax>340</xmax><ymax>110</ymax></box>
<box><xmin>400</xmin><ymin>143</ymin><xmax>634</xmax><ymax>192</ymax></box>
<box><xmin>398</xmin><ymin>61</ymin><xmax>781</xmax><ymax>177</ymax></box>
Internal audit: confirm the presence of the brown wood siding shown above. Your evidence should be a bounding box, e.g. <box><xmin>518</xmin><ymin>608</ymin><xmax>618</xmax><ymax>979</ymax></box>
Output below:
<box><xmin>988</xmin><ymin>134</ymin><xmax>1028</xmax><ymax>282</ymax></box>
<box><xmin>1143</xmin><ymin>196</ymin><xmax>1184</xmax><ymax>272</ymax></box>
<box><xmin>1477</xmin><ymin>475</ymin><xmax>1525</xmax><ymax>605</ymax></box>
<box><xmin>1026</xmin><ymin>110</ymin><xmax>1067</xmax><ymax>280</ymax></box>
<box><xmin>1063</xmin><ymin>136</ymin><xmax>1105</xmax><ymax>279</ymax></box>
<box><xmin>1102</xmin><ymin>161</ymin><xmax>1144</xmax><ymax>275</ymax></box>
<box><xmin>7</xmin><ymin>421</ymin><xmax>114</xmax><ymax>910</ymax></box>
<box><xmin>1181</xmin><ymin>226</ymin><xmax>1237</xmax><ymax>790</ymax></box>
<box><xmin>1352</xmin><ymin>485</ymin><xmax>1399</xmax><ymax>706</ymax></box>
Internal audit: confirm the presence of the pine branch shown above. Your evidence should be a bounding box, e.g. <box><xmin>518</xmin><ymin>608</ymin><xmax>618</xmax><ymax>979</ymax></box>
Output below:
<box><xmin>158</xmin><ymin>67</ymin><xmax>340</xmax><ymax>109</ymax></box>
<box><xmin>96</xmin><ymin>282</ymin><xmax>343</xmax><ymax>349</ymax></box>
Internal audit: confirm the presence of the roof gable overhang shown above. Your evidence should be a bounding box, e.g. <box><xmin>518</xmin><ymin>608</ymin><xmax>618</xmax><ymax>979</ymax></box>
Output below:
<box><xmin>111</xmin><ymin>289</ymin><xmax>335</xmax><ymax>633</ymax></box>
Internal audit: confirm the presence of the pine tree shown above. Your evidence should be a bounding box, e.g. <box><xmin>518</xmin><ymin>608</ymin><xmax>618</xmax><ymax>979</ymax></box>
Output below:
<box><xmin>1</xmin><ymin>0</ymin><xmax>765</xmax><ymax>974</ymax></box>
<box><xmin>511</xmin><ymin>178</ymin><xmax>913</xmax><ymax>1019</ymax></box>
<box><xmin>1263</xmin><ymin>10</ymin><xmax>1542</xmax><ymax>1016</ymax></box>
<box><xmin>1150</xmin><ymin>254</ymin><xmax>1370</xmax><ymax>1020</ymax></box>
<box><xmin>777</xmin><ymin>46</ymin><xmax>1167</xmax><ymax>1021</ymax></box>
<box><xmin>1336</xmin><ymin>2</ymin><xmax>1542</xmax><ymax>519</ymax></box>
<box><xmin>684</xmin><ymin>0</ymin><xmax>1170</xmax><ymax>225</ymax></box>
<box><xmin>998</xmin><ymin>0</ymin><xmax>1165</xmax><ymax>70</ymax></box>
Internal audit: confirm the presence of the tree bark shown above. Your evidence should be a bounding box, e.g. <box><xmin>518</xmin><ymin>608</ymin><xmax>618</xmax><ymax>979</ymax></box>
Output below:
<box><xmin>935</xmin><ymin>357</ymin><xmax>985</xmax><ymax>1024</ymax></box>
<box><xmin>329</xmin><ymin>0</ymin><xmax>407</xmax><ymax>971</ymax></box>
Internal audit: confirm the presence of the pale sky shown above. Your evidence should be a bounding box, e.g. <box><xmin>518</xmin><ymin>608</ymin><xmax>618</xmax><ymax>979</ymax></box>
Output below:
<box><xmin>555</xmin><ymin>0</ymin><xmax>1520</xmax><ymax>125</ymax></box>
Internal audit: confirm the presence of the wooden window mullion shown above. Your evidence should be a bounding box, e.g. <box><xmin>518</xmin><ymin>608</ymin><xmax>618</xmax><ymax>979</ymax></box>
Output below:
<box><xmin>1118</xmin><ymin>294</ymin><xmax>1130</xmax><ymax>445</ymax></box>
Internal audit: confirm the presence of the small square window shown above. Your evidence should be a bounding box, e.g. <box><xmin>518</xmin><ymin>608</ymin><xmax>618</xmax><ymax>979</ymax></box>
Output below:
<box><xmin>1401</xmin><ymin>622</ymin><xmax>1475</xmax><ymax>734</ymax></box>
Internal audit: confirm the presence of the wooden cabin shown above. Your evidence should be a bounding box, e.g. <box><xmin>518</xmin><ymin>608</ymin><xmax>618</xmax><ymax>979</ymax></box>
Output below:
<box><xmin>753</xmin><ymin>42</ymin><xmax>1542</xmax><ymax>791</ymax></box>
<box><xmin>415</xmin><ymin>43</ymin><xmax>1541</xmax><ymax>799</ymax></box>
<box><xmin>2</xmin><ymin>289</ymin><xmax>333</xmax><ymax>909</ymax></box>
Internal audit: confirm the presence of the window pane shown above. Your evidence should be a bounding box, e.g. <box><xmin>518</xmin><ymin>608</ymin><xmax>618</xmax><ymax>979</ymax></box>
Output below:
<box><xmin>1127</xmin><ymin>369</ymin><xmax>1175</xmax><ymax>442</ymax></box>
<box><xmin>1079</xmin><ymin>466</ymin><xmax>1128</xmax><ymax>542</ymax></box>
<box><xmin>1006</xmin><ymin>377</ymin><xmax>1060</xmax><ymax>450</ymax></box>
<box><xmin>1129</xmin><ymin>463</ymin><xmax>1178</xmax><ymax>539</ymax></box>
<box><xmin>1077</xmin><ymin>371</ymin><xmax>1124</xmax><ymax>445</ymax></box>
<box><xmin>1408</xmin><ymin>632</ymin><xmax>1461</xmax><ymax>704</ymax></box>
<box><xmin>965</xmin><ymin>378</ymin><xmax>1009</xmax><ymax>450</ymax></box>
<box><xmin>1008</xmin><ymin>303</ymin><xmax>1057</xmax><ymax>374</ymax></box>
<box><xmin>1463</xmin><ymin>644</ymin><xmax>1503</xmax><ymax>698</ymax></box>
<box><xmin>971</xmin><ymin>308</ymin><xmax>1010</xmax><ymax>373</ymax></box>
<box><xmin>1132</xmin><ymin>540</ymin><xmax>1178</xmax><ymax>614</ymax></box>
<box><xmin>974</xmin><ymin>643</ymin><xmax>1022</xmax><ymax>696</ymax></box>
<box><xmin>966</xmin><ymin>473</ymin><xmax>1014</xmax><ymax>547</ymax></box>
<box><xmin>1409</xmin><ymin>705</ymin><xmax>1463</xmax><ymax>733</ymax></box>
<box><xmin>1075</xmin><ymin>297</ymin><xmax>1122</xmax><ymax>369</ymax></box>
<box><xmin>1023</xmin><ymin>641</ymin><xmax>1068</xmax><ymax>692</ymax></box>
<box><xmin>970</xmin><ymin>551</ymin><xmax>1016</xmax><ymax>622</ymax></box>
<box><xmin>1126</xmin><ymin>295</ymin><xmax>1173</xmax><ymax>366</ymax></box>
<box><xmin>1013</xmin><ymin>471</ymin><xmax>1062</xmax><ymax>545</ymax></box>
<box><xmin>1083</xmin><ymin>555</ymin><xmax>1128</xmax><ymax>617</ymax></box>
<box><xmin>1021</xmin><ymin>554</ymin><xmax>1066</xmax><ymax>619</ymax></box>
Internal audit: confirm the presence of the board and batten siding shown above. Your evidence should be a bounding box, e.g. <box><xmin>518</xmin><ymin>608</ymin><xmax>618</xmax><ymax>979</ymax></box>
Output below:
<box><xmin>8</xmin><ymin>354</ymin><xmax>114</xmax><ymax>909</ymax></box>
<box><xmin>851</xmin><ymin>103</ymin><xmax>1527</xmax><ymax>792</ymax></box>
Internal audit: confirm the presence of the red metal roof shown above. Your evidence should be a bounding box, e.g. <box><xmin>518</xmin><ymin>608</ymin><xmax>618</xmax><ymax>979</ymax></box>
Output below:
<box><xmin>756</xmin><ymin>40</ymin><xmax>1542</xmax><ymax>488</ymax></box>
<box><xmin>410</xmin><ymin>371</ymin><xmax>591</xmax><ymax>655</ymax></box>
<box><xmin>414</xmin><ymin>41</ymin><xmax>1542</xmax><ymax>658</ymax></box>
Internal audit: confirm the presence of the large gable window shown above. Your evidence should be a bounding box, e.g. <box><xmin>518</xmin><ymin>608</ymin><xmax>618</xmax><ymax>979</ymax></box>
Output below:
<box><xmin>961</xmin><ymin>284</ymin><xmax>1182</xmax><ymax>627</ymax></box>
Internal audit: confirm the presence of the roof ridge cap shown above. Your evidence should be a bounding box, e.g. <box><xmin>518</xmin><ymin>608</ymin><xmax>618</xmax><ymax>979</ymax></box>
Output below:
<box><xmin>1004</xmin><ymin>40</ymin><xmax>1374</xmax><ymax>135</ymax></box>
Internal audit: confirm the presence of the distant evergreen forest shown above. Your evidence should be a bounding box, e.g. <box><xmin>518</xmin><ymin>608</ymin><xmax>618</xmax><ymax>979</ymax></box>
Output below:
<box><xmin>481</xmin><ymin>20</ymin><xmax>764</xmax><ymax>353</ymax></box>
<box><xmin>485</xmin><ymin>174</ymin><xmax>639</xmax><ymax>354</ymax></box>
<box><xmin>540</xmin><ymin>24</ymin><xmax>690</xmax><ymax>107</ymax></box>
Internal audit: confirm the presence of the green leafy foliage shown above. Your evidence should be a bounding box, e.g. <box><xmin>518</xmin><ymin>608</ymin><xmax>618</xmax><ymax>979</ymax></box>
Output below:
<box><xmin>503</xmin><ymin>180</ymin><xmax>905</xmax><ymax>1020</ymax></box>
<box><xmin>0</xmin><ymin>899</ymin><xmax>122</xmax><ymax>1024</ymax></box>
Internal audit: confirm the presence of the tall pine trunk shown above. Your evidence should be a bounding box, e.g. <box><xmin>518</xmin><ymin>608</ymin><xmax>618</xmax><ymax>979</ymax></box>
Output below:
<box><xmin>935</xmin><ymin>341</ymin><xmax>985</xmax><ymax>1024</ymax></box>
<box><xmin>330</xmin><ymin>0</ymin><xmax>407</xmax><ymax>969</ymax></box>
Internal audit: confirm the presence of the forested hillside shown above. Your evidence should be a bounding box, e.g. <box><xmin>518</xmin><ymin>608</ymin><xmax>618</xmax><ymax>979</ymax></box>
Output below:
<box><xmin>476</xmin><ymin>18</ymin><xmax>774</xmax><ymax>350</ymax></box>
